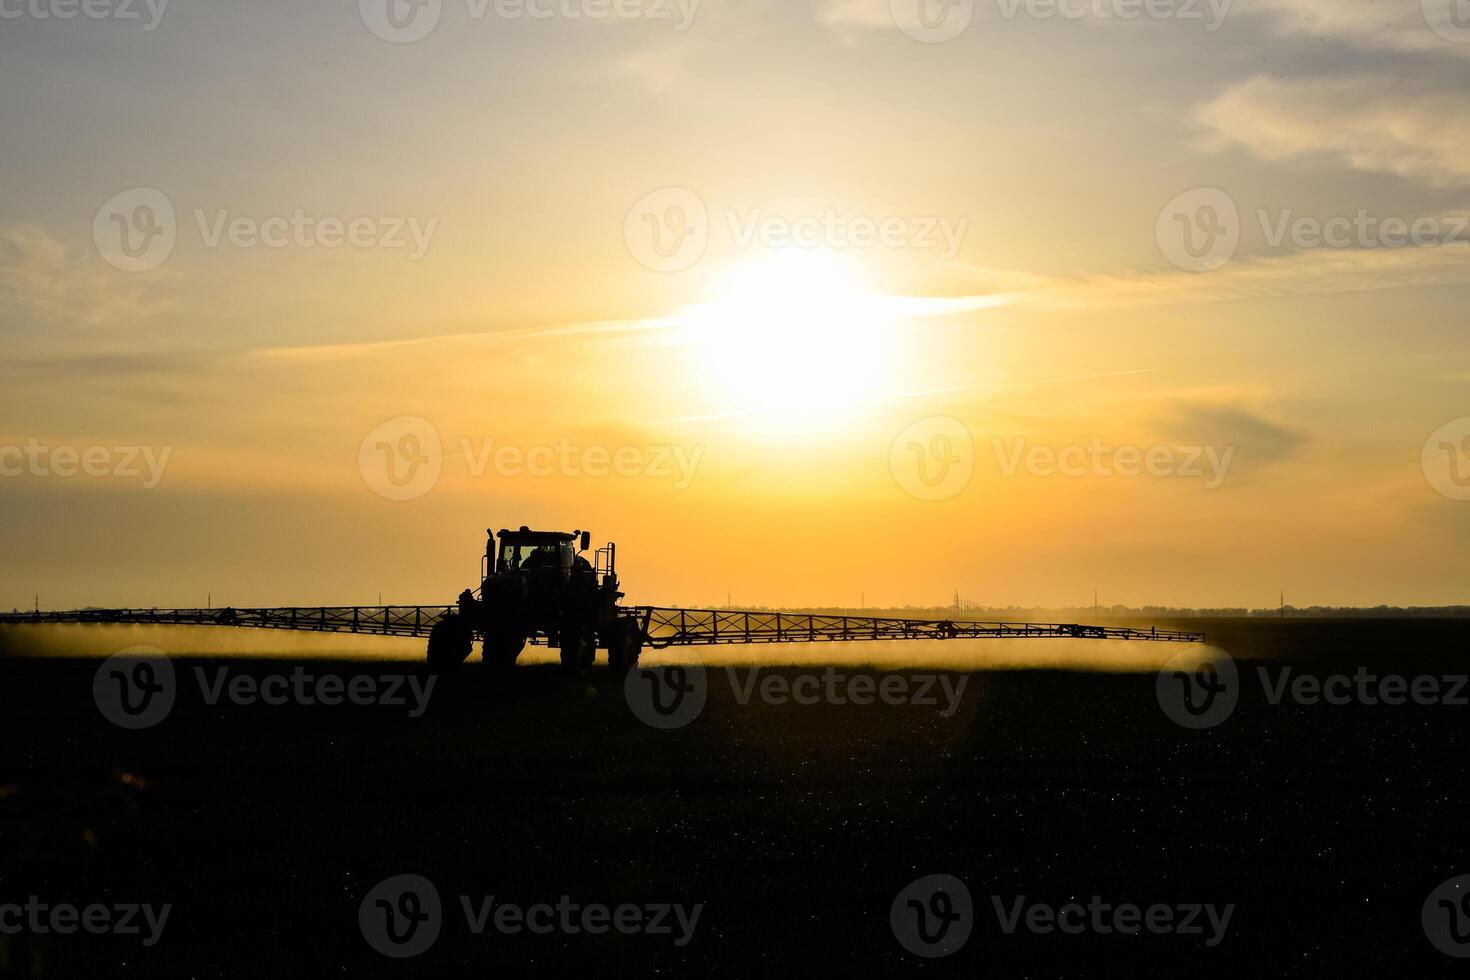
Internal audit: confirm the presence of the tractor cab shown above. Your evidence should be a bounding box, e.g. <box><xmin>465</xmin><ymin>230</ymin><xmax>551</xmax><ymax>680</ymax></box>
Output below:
<box><xmin>483</xmin><ymin>526</ymin><xmax>614</xmax><ymax>598</ymax></box>
<box><xmin>489</xmin><ymin>527</ymin><xmax>580</xmax><ymax>581</ymax></box>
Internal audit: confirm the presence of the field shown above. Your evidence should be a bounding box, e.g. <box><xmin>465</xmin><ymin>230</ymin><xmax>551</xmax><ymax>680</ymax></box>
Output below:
<box><xmin>2</xmin><ymin>618</ymin><xmax>1469</xmax><ymax>977</ymax></box>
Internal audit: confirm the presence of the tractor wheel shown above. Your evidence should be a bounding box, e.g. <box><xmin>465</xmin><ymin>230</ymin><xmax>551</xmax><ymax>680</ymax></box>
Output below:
<box><xmin>605</xmin><ymin>620</ymin><xmax>643</xmax><ymax>677</ymax></box>
<box><xmin>559</xmin><ymin>620</ymin><xmax>596</xmax><ymax>673</ymax></box>
<box><xmin>426</xmin><ymin>614</ymin><xmax>473</xmax><ymax>672</ymax></box>
<box><xmin>482</xmin><ymin>630</ymin><xmax>525</xmax><ymax>670</ymax></box>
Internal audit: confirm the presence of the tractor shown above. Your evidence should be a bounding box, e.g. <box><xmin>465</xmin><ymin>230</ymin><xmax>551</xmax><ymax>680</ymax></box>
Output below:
<box><xmin>425</xmin><ymin>527</ymin><xmax>644</xmax><ymax>675</ymax></box>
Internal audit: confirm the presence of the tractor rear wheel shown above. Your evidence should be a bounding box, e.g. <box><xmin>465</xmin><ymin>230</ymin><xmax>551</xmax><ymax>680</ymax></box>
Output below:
<box><xmin>426</xmin><ymin>614</ymin><xmax>473</xmax><ymax>672</ymax></box>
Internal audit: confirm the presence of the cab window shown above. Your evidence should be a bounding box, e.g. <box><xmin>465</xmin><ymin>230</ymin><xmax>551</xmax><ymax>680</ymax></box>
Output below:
<box><xmin>498</xmin><ymin>542</ymin><xmax>566</xmax><ymax>573</ymax></box>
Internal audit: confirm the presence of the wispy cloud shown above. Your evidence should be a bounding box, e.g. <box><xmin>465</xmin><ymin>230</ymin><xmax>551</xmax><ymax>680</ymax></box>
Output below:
<box><xmin>811</xmin><ymin>0</ymin><xmax>892</xmax><ymax>32</ymax></box>
<box><xmin>1197</xmin><ymin>75</ymin><xmax>1470</xmax><ymax>187</ymax></box>
<box><xmin>245</xmin><ymin>291</ymin><xmax>1018</xmax><ymax>363</ymax></box>
<box><xmin>665</xmin><ymin>368</ymin><xmax>1153</xmax><ymax>423</ymax></box>
<box><xmin>1250</xmin><ymin>0</ymin><xmax>1470</xmax><ymax>57</ymax></box>
<box><xmin>612</xmin><ymin>0</ymin><xmax>775</xmax><ymax>90</ymax></box>
<box><xmin>1153</xmin><ymin>396</ymin><xmax>1309</xmax><ymax>464</ymax></box>
<box><xmin>0</xmin><ymin>229</ymin><xmax>170</xmax><ymax>330</ymax></box>
<box><xmin>246</xmin><ymin>317</ymin><xmax>684</xmax><ymax>362</ymax></box>
<box><xmin>961</xmin><ymin>244</ymin><xmax>1470</xmax><ymax>312</ymax></box>
<box><xmin>615</xmin><ymin>40</ymin><xmax>702</xmax><ymax>93</ymax></box>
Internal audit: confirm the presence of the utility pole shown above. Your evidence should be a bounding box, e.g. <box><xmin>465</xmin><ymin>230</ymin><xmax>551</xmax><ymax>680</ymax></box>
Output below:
<box><xmin>1094</xmin><ymin>590</ymin><xmax>1098</xmax><ymax>620</ymax></box>
<box><xmin>1280</xmin><ymin>590</ymin><xmax>1284</xmax><ymax>619</ymax></box>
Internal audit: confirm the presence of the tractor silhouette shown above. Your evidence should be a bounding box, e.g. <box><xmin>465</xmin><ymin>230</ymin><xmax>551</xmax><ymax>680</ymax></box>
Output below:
<box><xmin>426</xmin><ymin>527</ymin><xmax>643</xmax><ymax>675</ymax></box>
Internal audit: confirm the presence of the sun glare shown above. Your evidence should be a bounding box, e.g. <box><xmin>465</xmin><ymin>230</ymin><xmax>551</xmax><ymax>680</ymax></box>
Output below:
<box><xmin>679</xmin><ymin>251</ymin><xmax>895</xmax><ymax>432</ymax></box>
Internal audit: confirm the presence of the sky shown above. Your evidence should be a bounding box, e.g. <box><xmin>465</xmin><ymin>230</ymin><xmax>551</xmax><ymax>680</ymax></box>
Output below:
<box><xmin>2</xmin><ymin>0</ymin><xmax>1469</xmax><ymax>610</ymax></box>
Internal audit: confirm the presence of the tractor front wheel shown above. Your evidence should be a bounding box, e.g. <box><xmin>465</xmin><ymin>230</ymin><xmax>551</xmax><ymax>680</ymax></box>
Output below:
<box><xmin>483</xmin><ymin>630</ymin><xmax>525</xmax><ymax>670</ymax></box>
<box><xmin>426</xmin><ymin>613</ymin><xmax>473</xmax><ymax>672</ymax></box>
<box><xmin>559</xmin><ymin>619</ymin><xmax>596</xmax><ymax>673</ymax></box>
<box><xmin>605</xmin><ymin>620</ymin><xmax>643</xmax><ymax>677</ymax></box>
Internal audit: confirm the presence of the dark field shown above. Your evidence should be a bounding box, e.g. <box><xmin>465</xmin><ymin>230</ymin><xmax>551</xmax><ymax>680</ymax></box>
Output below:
<box><xmin>2</xmin><ymin>618</ymin><xmax>1469</xmax><ymax>977</ymax></box>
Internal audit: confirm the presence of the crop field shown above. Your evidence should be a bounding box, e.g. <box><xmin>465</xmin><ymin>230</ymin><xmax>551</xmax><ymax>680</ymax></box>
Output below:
<box><xmin>3</xmin><ymin>618</ymin><xmax>1468</xmax><ymax>976</ymax></box>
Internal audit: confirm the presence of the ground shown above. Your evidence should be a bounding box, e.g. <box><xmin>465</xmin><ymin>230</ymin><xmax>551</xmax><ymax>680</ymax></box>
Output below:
<box><xmin>2</xmin><ymin>618</ymin><xmax>1468</xmax><ymax>977</ymax></box>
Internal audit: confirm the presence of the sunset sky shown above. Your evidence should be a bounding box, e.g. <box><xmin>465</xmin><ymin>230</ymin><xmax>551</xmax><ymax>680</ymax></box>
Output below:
<box><xmin>3</xmin><ymin>0</ymin><xmax>1469</xmax><ymax>610</ymax></box>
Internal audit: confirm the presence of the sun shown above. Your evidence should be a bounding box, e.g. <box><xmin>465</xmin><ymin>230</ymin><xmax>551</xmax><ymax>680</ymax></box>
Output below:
<box><xmin>678</xmin><ymin>251</ymin><xmax>896</xmax><ymax>432</ymax></box>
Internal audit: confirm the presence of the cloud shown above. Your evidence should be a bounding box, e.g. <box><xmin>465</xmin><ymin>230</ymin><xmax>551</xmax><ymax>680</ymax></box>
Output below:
<box><xmin>1251</xmin><ymin>0</ymin><xmax>1470</xmax><ymax>57</ymax></box>
<box><xmin>245</xmin><ymin>317</ymin><xmax>681</xmax><ymax>363</ymax></box>
<box><xmin>812</xmin><ymin>0</ymin><xmax>892</xmax><ymax>32</ymax></box>
<box><xmin>614</xmin><ymin>40</ymin><xmax>701</xmax><ymax>93</ymax></box>
<box><xmin>612</xmin><ymin>0</ymin><xmax>775</xmax><ymax>91</ymax></box>
<box><xmin>0</xmin><ymin>228</ymin><xmax>170</xmax><ymax>330</ymax></box>
<box><xmin>0</xmin><ymin>349</ymin><xmax>220</xmax><ymax>384</ymax></box>
<box><xmin>958</xmin><ymin>242</ymin><xmax>1470</xmax><ymax>313</ymax></box>
<box><xmin>1197</xmin><ymin>75</ymin><xmax>1470</xmax><ymax>187</ymax></box>
<box><xmin>1153</xmin><ymin>396</ymin><xmax>1309</xmax><ymax>464</ymax></box>
<box><xmin>247</xmin><ymin>291</ymin><xmax>1019</xmax><ymax>364</ymax></box>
